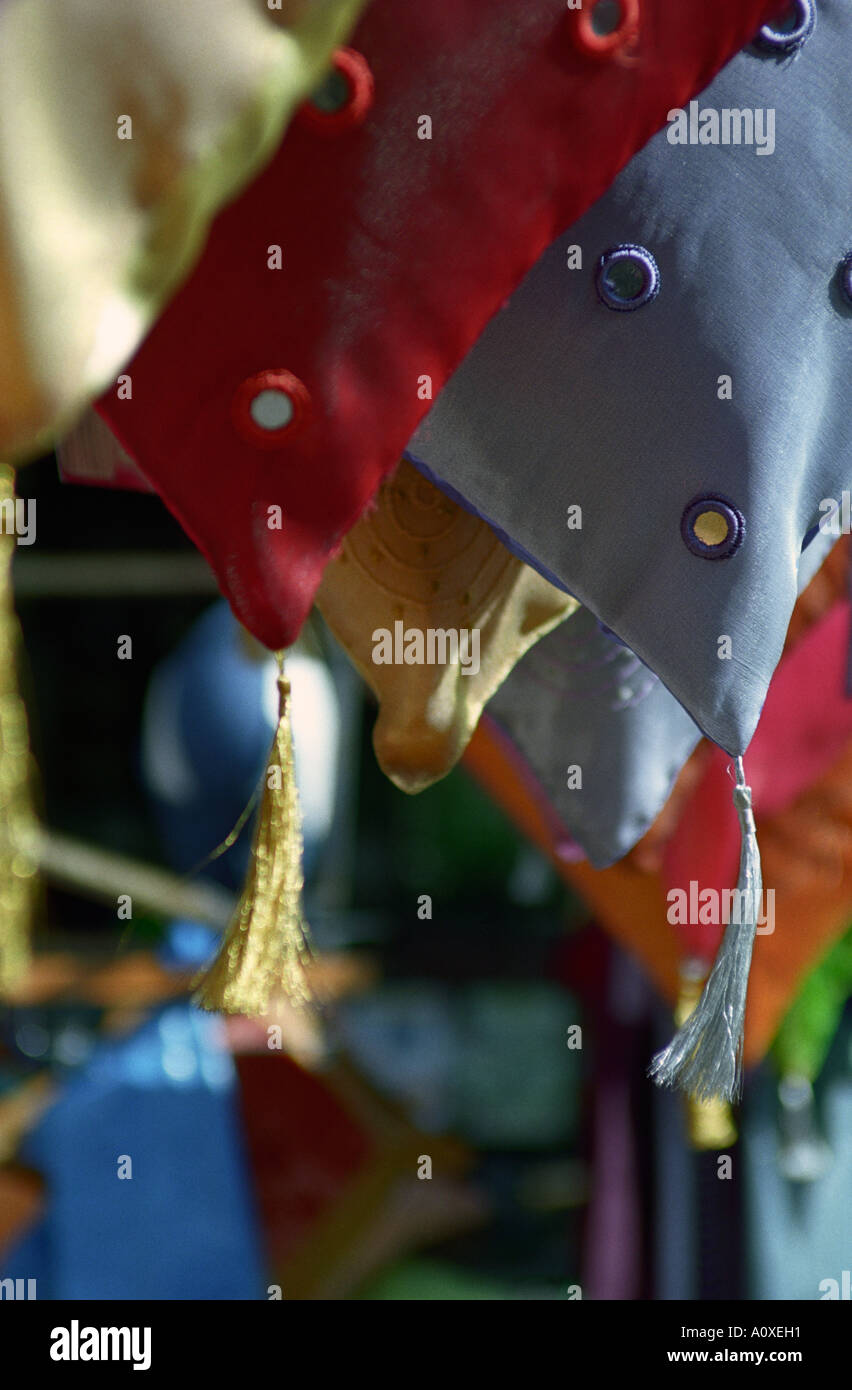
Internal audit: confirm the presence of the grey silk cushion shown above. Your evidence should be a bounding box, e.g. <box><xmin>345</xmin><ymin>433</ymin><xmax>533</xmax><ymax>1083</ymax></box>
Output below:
<box><xmin>483</xmin><ymin>513</ymin><xmax>834</xmax><ymax>868</ymax></box>
<box><xmin>407</xmin><ymin>0</ymin><xmax>851</xmax><ymax>759</ymax></box>
<box><xmin>484</xmin><ymin>606</ymin><xmax>703</xmax><ymax>867</ymax></box>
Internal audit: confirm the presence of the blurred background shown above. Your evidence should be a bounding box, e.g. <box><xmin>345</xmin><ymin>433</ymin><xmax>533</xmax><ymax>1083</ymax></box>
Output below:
<box><xmin>0</xmin><ymin>452</ymin><xmax>850</xmax><ymax>1302</ymax></box>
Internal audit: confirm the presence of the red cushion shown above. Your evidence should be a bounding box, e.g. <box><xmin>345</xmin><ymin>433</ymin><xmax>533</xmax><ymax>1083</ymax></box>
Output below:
<box><xmin>96</xmin><ymin>0</ymin><xmax>783</xmax><ymax>650</ymax></box>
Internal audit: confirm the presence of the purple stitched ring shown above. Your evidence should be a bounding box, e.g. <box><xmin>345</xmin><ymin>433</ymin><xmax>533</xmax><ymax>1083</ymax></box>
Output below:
<box><xmin>755</xmin><ymin>0</ymin><xmax>815</xmax><ymax>54</ymax></box>
<box><xmin>838</xmin><ymin>252</ymin><xmax>852</xmax><ymax>308</ymax></box>
<box><xmin>594</xmin><ymin>244</ymin><xmax>660</xmax><ymax>312</ymax></box>
<box><xmin>681</xmin><ymin>495</ymin><xmax>745</xmax><ymax>561</ymax></box>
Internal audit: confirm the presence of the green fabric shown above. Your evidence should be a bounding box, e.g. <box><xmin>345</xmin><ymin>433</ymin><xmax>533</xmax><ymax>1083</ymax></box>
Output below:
<box><xmin>358</xmin><ymin>1258</ymin><xmax>565</xmax><ymax>1301</ymax></box>
<box><xmin>771</xmin><ymin>927</ymin><xmax>852</xmax><ymax>1081</ymax></box>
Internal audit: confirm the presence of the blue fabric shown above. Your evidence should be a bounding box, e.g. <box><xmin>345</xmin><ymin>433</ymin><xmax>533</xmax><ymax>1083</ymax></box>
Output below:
<box><xmin>408</xmin><ymin>2</ymin><xmax>850</xmax><ymax>757</ymax></box>
<box><xmin>1</xmin><ymin>996</ymin><xmax>265</xmax><ymax>1301</ymax></box>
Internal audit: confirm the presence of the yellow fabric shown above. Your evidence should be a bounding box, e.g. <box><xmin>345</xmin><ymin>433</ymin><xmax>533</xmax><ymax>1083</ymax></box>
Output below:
<box><xmin>317</xmin><ymin>461</ymin><xmax>577</xmax><ymax>792</ymax></box>
<box><xmin>675</xmin><ymin>972</ymin><xmax>738</xmax><ymax>1149</ymax></box>
<box><xmin>0</xmin><ymin>0</ymin><xmax>367</xmax><ymax>459</ymax></box>
<box><xmin>0</xmin><ymin>465</ymin><xmax>37</xmax><ymax>993</ymax></box>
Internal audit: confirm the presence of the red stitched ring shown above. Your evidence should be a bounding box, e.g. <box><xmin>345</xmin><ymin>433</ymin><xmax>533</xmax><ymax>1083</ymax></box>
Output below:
<box><xmin>231</xmin><ymin>370</ymin><xmax>312</xmax><ymax>449</ymax></box>
<box><xmin>297</xmin><ymin>48</ymin><xmax>374</xmax><ymax>134</ymax></box>
<box><xmin>571</xmin><ymin>0</ymin><xmax>640</xmax><ymax>58</ymax></box>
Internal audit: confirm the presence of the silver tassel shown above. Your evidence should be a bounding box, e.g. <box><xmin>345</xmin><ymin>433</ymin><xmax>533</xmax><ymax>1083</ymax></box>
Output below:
<box><xmin>649</xmin><ymin>756</ymin><xmax>761</xmax><ymax>1104</ymax></box>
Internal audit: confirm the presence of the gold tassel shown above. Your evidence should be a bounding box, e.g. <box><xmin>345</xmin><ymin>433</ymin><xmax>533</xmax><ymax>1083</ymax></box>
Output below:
<box><xmin>0</xmin><ymin>463</ymin><xmax>37</xmax><ymax>995</ymax></box>
<box><xmin>193</xmin><ymin>651</ymin><xmax>313</xmax><ymax>1015</ymax></box>
<box><xmin>674</xmin><ymin>966</ymin><xmax>738</xmax><ymax>1151</ymax></box>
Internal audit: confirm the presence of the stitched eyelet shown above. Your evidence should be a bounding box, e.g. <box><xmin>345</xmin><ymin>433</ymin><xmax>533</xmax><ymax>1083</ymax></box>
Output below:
<box><xmin>754</xmin><ymin>0</ymin><xmax>815</xmax><ymax>54</ymax></box>
<box><xmin>297</xmin><ymin>48</ymin><xmax>374</xmax><ymax>134</ymax></box>
<box><xmin>570</xmin><ymin>0</ymin><xmax>640</xmax><ymax>58</ymax></box>
<box><xmin>232</xmin><ymin>370</ymin><xmax>311</xmax><ymax>448</ymax></box>
<box><xmin>681</xmin><ymin>496</ymin><xmax>745</xmax><ymax>561</ymax></box>
<box><xmin>837</xmin><ymin>252</ymin><xmax>852</xmax><ymax>308</ymax></box>
<box><xmin>595</xmin><ymin>244</ymin><xmax>660</xmax><ymax>311</ymax></box>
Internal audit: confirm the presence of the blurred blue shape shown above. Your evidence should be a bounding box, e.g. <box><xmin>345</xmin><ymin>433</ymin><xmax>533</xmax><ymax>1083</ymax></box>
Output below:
<box><xmin>2</xmin><ymin>997</ymin><xmax>265</xmax><ymax>1300</ymax></box>
<box><xmin>743</xmin><ymin>1016</ymin><xmax>852</xmax><ymax>1301</ymax></box>
<box><xmin>141</xmin><ymin>600</ymin><xmax>339</xmax><ymax>888</ymax></box>
<box><xmin>156</xmin><ymin>919</ymin><xmax>219</xmax><ymax>972</ymax></box>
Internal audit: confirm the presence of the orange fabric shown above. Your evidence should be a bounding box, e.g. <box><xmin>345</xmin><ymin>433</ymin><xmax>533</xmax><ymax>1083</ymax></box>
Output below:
<box><xmin>745</xmin><ymin>746</ymin><xmax>852</xmax><ymax>1060</ymax></box>
<box><xmin>464</xmin><ymin>719</ymin><xmax>679</xmax><ymax>1007</ymax></box>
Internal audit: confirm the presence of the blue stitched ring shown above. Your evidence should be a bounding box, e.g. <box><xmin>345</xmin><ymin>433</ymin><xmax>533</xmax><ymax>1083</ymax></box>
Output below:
<box><xmin>838</xmin><ymin>252</ymin><xmax>852</xmax><ymax>308</ymax></box>
<box><xmin>594</xmin><ymin>244</ymin><xmax>660</xmax><ymax>312</ymax></box>
<box><xmin>755</xmin><ymin>0</ymin><xmax>815</xmax><ymax>54</ymax></box>
<box><xmin>681</xmin><ymin>495</ymin><xmax>745</xmax><ymax>561</ymax></box>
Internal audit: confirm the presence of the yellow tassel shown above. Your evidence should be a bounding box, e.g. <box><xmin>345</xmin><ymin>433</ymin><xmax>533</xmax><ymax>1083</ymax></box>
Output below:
<box><xmin>193</xmin><ymin>652</ymin><xmax>313</xmax><ymax>1015</ymax></box>
<box><xmin>0</xmin><ymin>463</ymin><xmax>37</xmax><ymax>995</ymax></box>
<box><xmin>675</xmin><ymin>966</ymin><xmax>738</xmax><ymax>1151</ymax></box>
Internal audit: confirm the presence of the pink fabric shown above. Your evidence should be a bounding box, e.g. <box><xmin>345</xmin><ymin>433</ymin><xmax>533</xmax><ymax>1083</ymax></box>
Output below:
<box><xmin>663</xmin><ymin>599</ymin><xmax>852</xmax><ymax>958</ymax></box>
